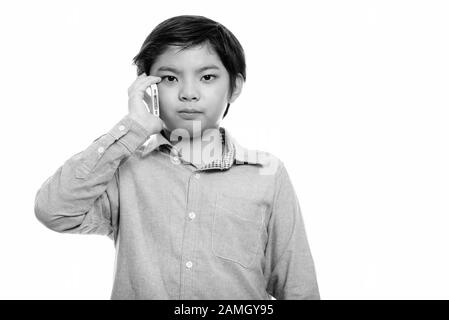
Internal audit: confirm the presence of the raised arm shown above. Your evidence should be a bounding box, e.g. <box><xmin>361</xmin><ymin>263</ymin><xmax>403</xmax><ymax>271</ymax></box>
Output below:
<box><xmin>34</xmin><ymin>115</ymin><xmax>152</xmax><ymax>240</ymax></box>
<box><xmin>34</xmin><ymin>74</ymin><xmax>165</xmax><ymax>240</ymax></box>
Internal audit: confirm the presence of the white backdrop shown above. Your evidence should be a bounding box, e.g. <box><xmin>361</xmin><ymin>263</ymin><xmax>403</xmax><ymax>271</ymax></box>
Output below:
<box><xmin>1</xmin><ymin>0</ymin><xmax>448</xmax><ymax>299</ymax></box>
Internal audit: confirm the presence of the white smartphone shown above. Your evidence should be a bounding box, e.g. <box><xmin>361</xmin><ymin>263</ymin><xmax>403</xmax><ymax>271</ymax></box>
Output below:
<box><xmin>145</xmin><ymin>84</ymin><xmax>160</xmax><ymax>117</ymax></box>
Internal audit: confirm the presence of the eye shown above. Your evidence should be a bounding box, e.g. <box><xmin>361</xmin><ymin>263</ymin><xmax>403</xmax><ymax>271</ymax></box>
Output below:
<box><xmin>202</xmin><ymin>74</ymin><xmax>217</xmax><ymax>81</ymax></box>
<box><xmin>161</xmin><ymin>75</ymin><xmax>177</xmax><ymax>82</ymax></box>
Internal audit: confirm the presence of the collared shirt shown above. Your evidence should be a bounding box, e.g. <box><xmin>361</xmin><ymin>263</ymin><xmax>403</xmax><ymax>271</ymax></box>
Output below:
<box><xmin>34</xmin><ymin>115</ymin><xmax>320</xmax><ymax>300</ymax></box>
<box><xmin>153</xmin><ymin>126</ymin><xmax>235</xmax><ymax>171</ymax></box>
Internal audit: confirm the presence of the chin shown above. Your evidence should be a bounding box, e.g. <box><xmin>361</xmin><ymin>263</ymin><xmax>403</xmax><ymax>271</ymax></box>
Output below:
<box><xmin>163</xmin><ymin>124</ymin><xmax>199</xmax><ymax>140</ymax></box>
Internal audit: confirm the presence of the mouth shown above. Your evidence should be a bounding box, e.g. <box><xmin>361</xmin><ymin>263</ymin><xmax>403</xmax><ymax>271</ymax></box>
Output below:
<box><xmin>178</xmin><ymin>108</ymin><xmax>202</xmax><ymax>113</ymax></box>
<box><xmin>178</xmin><ymin>109</ymin><xmax>203</xmax><ymax>120</ymax></box>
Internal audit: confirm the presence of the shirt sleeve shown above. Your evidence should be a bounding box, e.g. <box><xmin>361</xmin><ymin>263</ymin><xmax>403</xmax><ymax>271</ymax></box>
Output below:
<box><xmin>34</xmin><ymin>115</ymin><xmax>152</xmax><ymax>241</ymax></box>
<box><xmin>264</xmin><ymin>162</ymin><xmax>320</xmax><ymax>300</ymax></box>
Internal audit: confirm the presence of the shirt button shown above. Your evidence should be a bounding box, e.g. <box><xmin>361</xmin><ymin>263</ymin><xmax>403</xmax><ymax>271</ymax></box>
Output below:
<box><xmin>188</xmin><ymin>212</ymin><xmax>196</xmax><ymax>220</ymax></box>
<box><xmin>194</xmin><ymin>173</ymin><xmax>200</xmax><ymax>179</ymax></box>
<box><xmin>172</xmin><ymin>156</ymin><xmax>181</xmax><ymax>164</ymax></box>
<box><xmin>97</xmin><ymin>147</ymin><xmax>105</xmax><ymax>154</ymax></box>
<box><xmin>118</xmin><ymin>125</ymin><xmax>125</xmax><ymax>131</ymax></box>
<box><xmin>186</xmin><ymin>261</ymin><xmax>193</xmax><ymax>269</ymax></box>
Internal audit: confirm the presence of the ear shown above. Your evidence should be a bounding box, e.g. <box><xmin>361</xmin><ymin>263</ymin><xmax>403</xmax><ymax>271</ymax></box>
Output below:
<box><xmin>228</xmin><ymin>73</ymin><xmax>244</xmax><ymax>104</ymax></box>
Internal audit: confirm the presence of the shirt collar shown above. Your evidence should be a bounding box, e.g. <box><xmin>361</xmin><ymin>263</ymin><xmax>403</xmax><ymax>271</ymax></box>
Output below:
<box><xmin>138</xmin><ymin>127</ymin><xmax>267</xmax><ymax>169</ymax></box>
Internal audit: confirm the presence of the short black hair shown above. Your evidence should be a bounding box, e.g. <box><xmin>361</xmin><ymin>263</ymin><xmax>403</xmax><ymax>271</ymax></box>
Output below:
<box><xmin>132</xmin><ymin>15</ymin><xmax>246</xmax><ymax>119</ymax></box>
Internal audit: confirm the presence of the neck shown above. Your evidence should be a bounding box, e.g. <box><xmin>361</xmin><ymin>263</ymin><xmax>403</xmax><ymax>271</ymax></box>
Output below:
<box><xmin>162</xmin><ymin>127</ymin><xmax>223</xmax><ymax>166</ymax></box>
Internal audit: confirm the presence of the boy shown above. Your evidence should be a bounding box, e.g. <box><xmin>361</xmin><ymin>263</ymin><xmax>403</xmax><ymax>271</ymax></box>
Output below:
<box><xmin>34</xmin><ymin>15</ymin><xmax>320</xmax><ymax>300</ymax></box>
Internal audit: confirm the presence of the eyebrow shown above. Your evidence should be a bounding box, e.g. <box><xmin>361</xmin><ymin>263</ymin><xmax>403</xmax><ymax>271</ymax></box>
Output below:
<box><xmin>156</xmin><ymin>64</ymin><xmax>221</xmax><ymax>73</ymax></box>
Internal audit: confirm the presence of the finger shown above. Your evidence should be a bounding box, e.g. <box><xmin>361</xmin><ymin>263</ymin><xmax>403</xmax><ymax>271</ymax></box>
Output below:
<box><xmin>137</xmin><ymin>73</ymin><xmax>148</xmax><ymax>81</ymax></box>
<box><xmin>132</xmin><ymin>79</ymin><xmax>155</xmax><ymax>96</ymax></box>
<box><xmin>136</xmin><ymin>75</ymin><xmax>161</xmax><ymax>89</ymax></box>
<box><xmin>138</xmin><ymin>72</ymin><xmax>160</xmax><ymax>80</ymax></box>
<box><xmin>146</xmin><ymin>76</ymin><xmax>162</xmax><ymax>83</ymax></box>
<box><xmin>137</xmin><ymin>79</ymin><xmax>161</xmax><ymax>95</ymax></box>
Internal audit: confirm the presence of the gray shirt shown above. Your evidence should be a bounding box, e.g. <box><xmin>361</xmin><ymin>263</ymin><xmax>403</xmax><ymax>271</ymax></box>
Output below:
<box><xmin>34</xmin><ymin>115</ymin><xmax>320</xmax><ymax>300</ymax></box>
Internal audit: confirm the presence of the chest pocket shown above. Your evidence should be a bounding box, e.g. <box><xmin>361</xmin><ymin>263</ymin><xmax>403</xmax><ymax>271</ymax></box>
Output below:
<box><xmin>212</xmin><ymin>193</ymin><xmax>265</xmax><ymax>269</ymax></box>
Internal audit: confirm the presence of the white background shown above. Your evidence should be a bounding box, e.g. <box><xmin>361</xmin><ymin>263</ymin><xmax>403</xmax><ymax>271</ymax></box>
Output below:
<box><xmin>0</xmin><ymin>0</ymin><xmax>448</xmax><ymax>299</ymax></box>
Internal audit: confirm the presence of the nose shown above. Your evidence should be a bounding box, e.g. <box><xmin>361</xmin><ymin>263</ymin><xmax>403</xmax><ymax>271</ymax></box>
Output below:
<box><xmin>179</xmin><ymin>81</ymin><xmax>199</xmax><ymax>102</ymax></box>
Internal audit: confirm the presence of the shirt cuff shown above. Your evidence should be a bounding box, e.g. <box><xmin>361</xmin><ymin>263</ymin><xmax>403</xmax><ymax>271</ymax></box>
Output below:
<box><xmin>107</xmin><ymin>115</ymin><xmax>153</xmax><ymax>154</ymax></box>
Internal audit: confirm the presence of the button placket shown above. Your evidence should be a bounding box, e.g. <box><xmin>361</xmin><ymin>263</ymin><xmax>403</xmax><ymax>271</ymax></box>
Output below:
<box><xmin>179</xmin><ymin>169</ymin><xmax>201</xmax><ymax>298</ymax></box>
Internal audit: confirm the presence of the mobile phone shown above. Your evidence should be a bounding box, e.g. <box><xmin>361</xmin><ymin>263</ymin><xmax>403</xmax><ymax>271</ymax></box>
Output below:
<box><xmin>145</xmin><ymin>84</ymin><xmax>160</xmax><ymax>117</ymax></box>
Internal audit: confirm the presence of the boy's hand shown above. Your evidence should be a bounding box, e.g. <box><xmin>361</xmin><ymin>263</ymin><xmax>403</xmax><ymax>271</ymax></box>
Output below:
<box><xmin>127</xmin><ymin>73</ymin><xmax>167</xmax><ymax>135</ymax></box>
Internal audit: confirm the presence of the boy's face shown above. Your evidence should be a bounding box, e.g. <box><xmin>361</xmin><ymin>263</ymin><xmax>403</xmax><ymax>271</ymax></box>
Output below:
<box><xmin>149</xmin><ymin>42</ymin><xmax>242</xmax><ymax>138</ymax></box>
